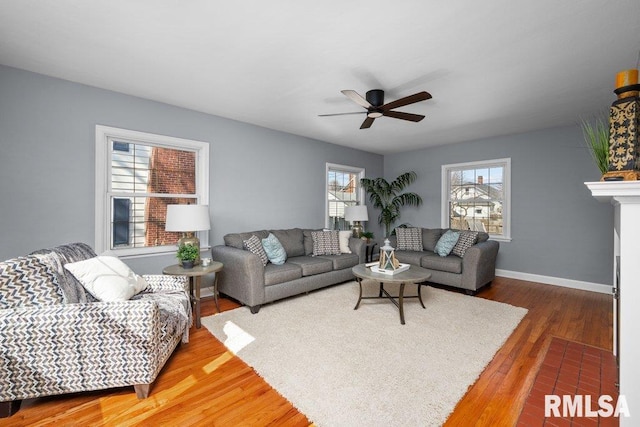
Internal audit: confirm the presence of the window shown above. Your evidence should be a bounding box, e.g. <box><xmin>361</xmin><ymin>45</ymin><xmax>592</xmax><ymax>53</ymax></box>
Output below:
<box><xmin>441</xmin><ymin>158</ymin><xmax>511</xmax><ymax>241</ymax></box>
<box><xmin>95</xmin><ymin>126</ymin><xmax>209</xmax><ymax>257</ymax></box>
<box><xmin>326</xmin><ymin>163</ymin><xmax>365</xmax><ymax>230</ymax></box>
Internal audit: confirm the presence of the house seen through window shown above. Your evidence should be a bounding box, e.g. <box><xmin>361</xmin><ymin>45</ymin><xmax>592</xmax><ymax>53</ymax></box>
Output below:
<box><xmin>95</xmin><ymin>126</ymin><xmax>209</xmax><ymax>256</ymax></box>
<box><xmin>441</xmin><ymin>158</ymin><xmax>511</xmax><ymax>241</ymax></box>
<box><xmin>326</xmin><ymin>163</ymin><xmax>364</xmax><ymax>230</ymax></box>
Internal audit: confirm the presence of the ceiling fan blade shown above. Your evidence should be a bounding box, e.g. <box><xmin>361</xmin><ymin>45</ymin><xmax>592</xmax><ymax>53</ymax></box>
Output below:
<box><xmin>341</xmin><ymin>90</ymin><xmax>372</xmax><ymax>109</ymax></box>
<box><xmin>360</xmin><ymin>117</ymin><xmax>375</xmax><ymax>129</ymax></box>
<box><xmin>318</xmin><ymin>111</ymin><xmax>367</xmax><ymax>117</ymax></box>
<box><xmin>383</xmin><ymin>110</ymin><xmax>425</xmax><ymax>122</ymax></box>
<box><xmin>380</xmin><ymin>91</ymin><xmax>432</xmax><ymax>111</ymax></box>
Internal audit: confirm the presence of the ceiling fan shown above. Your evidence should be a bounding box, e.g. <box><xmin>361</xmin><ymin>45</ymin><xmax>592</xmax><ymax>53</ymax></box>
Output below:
<box><xmin>319</xmin><ymin>89</ymin><xmax>432</xmax><ymax>129</ymax></box>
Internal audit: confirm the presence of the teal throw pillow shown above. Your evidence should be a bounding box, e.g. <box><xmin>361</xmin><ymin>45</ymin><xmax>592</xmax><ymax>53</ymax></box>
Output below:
<box><xmin>434</xmin><ymin>230</ymin><xmax>460</xmax><ymax>257</ymax></box>
<box><xmin>261</xmin><ymin>233</ymin><xmax>287</xmax><ymax>265</ymax></box>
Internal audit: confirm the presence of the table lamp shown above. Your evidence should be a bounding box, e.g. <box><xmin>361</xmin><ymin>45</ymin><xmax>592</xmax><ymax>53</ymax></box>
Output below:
<box><xmin>344</xmin><ymin>205</ymin><xmax>368</xmax><ymax>238</ymax></box>
<box><xmin>165</xmin><ymin>204</ymin><xmax>210</xmax><ymax>265</ymax></box>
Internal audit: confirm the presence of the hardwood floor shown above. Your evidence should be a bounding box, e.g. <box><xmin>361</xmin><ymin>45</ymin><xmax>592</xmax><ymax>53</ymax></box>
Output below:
<box><xmin>0</xmin><ymin>277</ymin><xmax>613</xmax><ymax>427</ymax></box>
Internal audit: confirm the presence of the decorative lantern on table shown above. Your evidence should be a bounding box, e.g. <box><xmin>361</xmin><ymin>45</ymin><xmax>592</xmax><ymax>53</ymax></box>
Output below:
<box><xmin>379</xmin><ymin>238</ymin><xmax>400</xmax><ymax>271</ymax></box>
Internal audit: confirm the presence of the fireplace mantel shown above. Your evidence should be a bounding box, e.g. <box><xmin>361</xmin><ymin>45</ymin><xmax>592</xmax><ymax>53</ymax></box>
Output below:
<box><xmin>586</xmin><ymin>180</ymin><xmax>640</xmax><ymax>424</ymax></box>
<box><xmin>585</xmin><ymin>180</ymin><xmax>640</xmax><ymax>203</ymax></box>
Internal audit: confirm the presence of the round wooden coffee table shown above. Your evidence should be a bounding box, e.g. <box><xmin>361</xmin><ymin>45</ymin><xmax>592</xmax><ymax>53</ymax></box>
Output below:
<box><xmin>352</xmin><ymin>264</ymin><xmax>431</xmax><ymax>325</ymax></box>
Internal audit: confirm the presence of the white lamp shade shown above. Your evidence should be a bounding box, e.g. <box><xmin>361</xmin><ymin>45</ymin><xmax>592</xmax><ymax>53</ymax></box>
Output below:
<box><xmin>165</xmin><ymin>204</ymin><xmax>210</xmax><ymax>232</ymax></box>
<box><xmin>344</xmin><ymin>205</ymin><xmax>368</xmax><ymax>222</ymax></box>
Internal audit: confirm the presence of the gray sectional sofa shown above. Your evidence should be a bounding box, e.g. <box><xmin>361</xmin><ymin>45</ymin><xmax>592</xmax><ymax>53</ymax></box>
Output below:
<box><xmin>389</xmin><ymin>228</ymin><xmax>499</xmax><ymax>295</ymax></box>
<box><xmin>211</xmin><ymin>228</ymin><xmax>366</xmax><ymax>313</ymax></box>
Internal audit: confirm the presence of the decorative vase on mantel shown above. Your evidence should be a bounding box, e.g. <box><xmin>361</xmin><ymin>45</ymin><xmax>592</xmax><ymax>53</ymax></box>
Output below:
<box><xmin>602</xmin><ymin>68</ymin><xmax>640</xmax><ymax>181</ymax></box>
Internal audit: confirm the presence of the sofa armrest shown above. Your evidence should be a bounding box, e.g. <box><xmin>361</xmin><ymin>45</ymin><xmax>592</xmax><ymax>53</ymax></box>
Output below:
<box><xmin>0</xmin><ymin>300</ymin><xmax>164</xmax><ymax>401</ymax></box>
<box><xmin>348</xmin><ymin>237</ymin><xmax>366</xmax><ymax>264</ymax></box>
<box><xmin>461</xmin><ymin>240</ymin><xmax>500</xmax><ymax>291</ymax></box>
<box><xmin>142</xmin><ymin>274</ymin><xmax>189</xmax><ymax>293</ymax></box>
<box><xmin>210</xmin><ymin>245</ymin><xmax>266</xmax><ymax>307</ymax></box>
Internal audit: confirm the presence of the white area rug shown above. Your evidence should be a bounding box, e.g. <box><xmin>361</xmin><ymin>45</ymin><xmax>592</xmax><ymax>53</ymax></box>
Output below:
<box><xmin>202</xmin><ymin>281</ymin><xmax>527</xmax><ymax>426</ymax></box>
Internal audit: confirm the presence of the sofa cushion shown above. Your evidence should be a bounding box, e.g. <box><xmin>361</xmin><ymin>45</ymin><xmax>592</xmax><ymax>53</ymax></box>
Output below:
<box><xmin>243</xmin><ymin>235</ymin><xmax>269</xmax><ymax>266</ymax></box>
<box><xmin>271</xmin><ymin>228</ymin><xmax>305</xmax><ymax>257</ymax></box>
<box><xmin>434</xmin><ymin>230</ymin><xmax>460</xmax><ymax>257</ymax></box>
<box><xmin>312</xmin><ymin>230</ymin><xmax>341</xmax><ymax>256</ymax></box>
<box><xmin>0</xmin><ymin>255</ymin><xmax>64</xmax><ymax>309</ymax></box>
<box><xmin>396</xmin><ymin>227</ymin><xmax>423</xmax><ymax>251</ymax></box>
<box><xmin>421</xmin><ymin>252</ymin><xmax>463</xmax><ymax>274</ymax></box>
<box><xmin>225</xmin><ymin>230</ymin><xmax>269</xmax><ymax>249</ymax></box>
<box><xmin>64</xmin><ymin>256</ymin><xmax>148</xmax><ymax>302</ymax></box>
<box><xmin>338</xmin><ymin>230</ymin><xmax>352</xmax><ymax>254</ymax></box>
<box><xmin>393</xmin><ymin>250</ymin><xmax>425</xmax><ymax>267</ymax></box>
<box><xmin>287</xmin><ymin>256</ymin><xmax>333</xmax><ymax>277</ymax></box>
<box><xmin>477</xmin><ymin>232</ymin><xmax>490</xmax><ymax>243</ymax></box>
<box><xmin>316</xmin><ymin>253</ymin><xmax>359</xmax><ymax>270</ymax></box>
<box><xmin>451</xmin><ymin>231</ymin><xmax>479</xmax><ymax>258</ymax></box>
<box><xmin>422</xmin><ymin>228</ymin><xmax>443</xmax><ymax>252</ymax></box>
<box><xmin>303</xmin><ymin>229</ymin><xmax>323</xmax><ymax>255</ymax></box>
<box><xmin>264</xmin><ymin>263</ymin><xmax>303</xmax><ymax>286</ymax></box>
<box><xmin>261</xmin><ymin>233</ymin><xmax>287</xmax><ymax>265</ymax></box>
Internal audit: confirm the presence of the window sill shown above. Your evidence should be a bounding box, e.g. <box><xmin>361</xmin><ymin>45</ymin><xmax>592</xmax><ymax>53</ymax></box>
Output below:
<box><xmin>104</xmin><ymin>245</ymin><xmax>212</xmax><ymax>260</ymax></box>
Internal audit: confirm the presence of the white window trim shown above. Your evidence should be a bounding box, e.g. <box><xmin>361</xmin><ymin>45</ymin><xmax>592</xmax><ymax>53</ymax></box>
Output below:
<box><xmin>325</xmin><ymin>163</ymin><xmax>365</xmax><ymax>229</ymax></box>
<box><xmin>95</xmin><ymin>125</ymin><xmax>210</xmax><ymax>258</ymax></box>
<box><xmin>440</xmin><ymin>158</ymin><xmax>511</xmax><ymax>242</ymax></box>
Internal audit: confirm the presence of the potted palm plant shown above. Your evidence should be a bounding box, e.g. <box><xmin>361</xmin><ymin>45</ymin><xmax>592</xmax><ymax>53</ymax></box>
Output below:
<box><xmin>176</xmin><ymin>244</ymin><xmax>199</xmax><ymax>269</ymax></box>
<box><xmin>360</xmin><ymin>171</ymin><xmax>423</xmax><ymax>237</ymax></box>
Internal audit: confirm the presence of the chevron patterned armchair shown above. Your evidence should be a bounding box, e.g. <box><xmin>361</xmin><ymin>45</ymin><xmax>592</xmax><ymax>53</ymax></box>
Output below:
<box><xmin>0</xmin><ymin>243</ymin><xmax>192</xmax><ymax>418</ymax></box>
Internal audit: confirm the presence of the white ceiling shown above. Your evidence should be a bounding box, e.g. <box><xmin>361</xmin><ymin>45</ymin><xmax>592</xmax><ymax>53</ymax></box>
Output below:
<box><xmin>1</xmin><ymin>1</ymin><xmax>639</xmax><ymax>155</ymax></box>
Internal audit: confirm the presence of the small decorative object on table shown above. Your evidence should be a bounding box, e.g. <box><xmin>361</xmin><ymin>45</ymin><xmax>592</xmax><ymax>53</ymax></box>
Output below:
<box><xmin>371</xmin><ymin>238</ymin><xmax>410</xmax><ymax>274</ymax></box>
<box><xmin>360</xmin><ymin>231</ymin><xmax>374</xmax><ymax>243</ymax></box>
<box><xmin>176</xmin><ymin>243</ymin><xmax>199</xmax><ymax>269</ymax></box>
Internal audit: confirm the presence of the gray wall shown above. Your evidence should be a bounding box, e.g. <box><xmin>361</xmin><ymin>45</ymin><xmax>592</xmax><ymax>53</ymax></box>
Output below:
<box><xmin>0</xmin><ymin>64</ymin><xmax>614</xmax><ymax>285</ymax></box>
<box><xmin>384</xmin><ymin>126</ymin><xmax>614</xmax><ymax>285</ymax></box>
<box><xmin>0</xmin><ymin>65</ymin><xmax>383</xmax><ymax>273</ymax></box>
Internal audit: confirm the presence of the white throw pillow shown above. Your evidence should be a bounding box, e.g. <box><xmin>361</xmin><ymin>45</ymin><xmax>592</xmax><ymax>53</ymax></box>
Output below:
<box><xmin>64</xmin><ymin>256</ymin><xmax>148</xmax><ymax>302</ymax></box>
<box><xmin>338</xmin><ymin>230</ymin><xmax>352</xmax><ymax>254</ymax></box>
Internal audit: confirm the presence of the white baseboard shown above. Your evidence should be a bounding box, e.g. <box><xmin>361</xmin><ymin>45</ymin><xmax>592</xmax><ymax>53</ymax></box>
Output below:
<box><xmin>495</xmin><ymin>269</ymin><xmax>612</xmax><ymax>295</ymax></box>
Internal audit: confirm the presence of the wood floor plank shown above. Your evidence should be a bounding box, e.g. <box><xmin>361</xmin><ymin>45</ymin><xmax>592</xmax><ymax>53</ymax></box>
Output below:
<box><xmin>0</xmin><ymin>277</ymin><xmax>612</xmax><ymax>426</ymax></box>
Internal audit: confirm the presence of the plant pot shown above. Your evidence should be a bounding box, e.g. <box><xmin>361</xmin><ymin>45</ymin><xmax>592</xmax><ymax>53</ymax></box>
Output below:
<box><xmin>182</xmin><ymin>260</ymin><xmax>194</xmax><ymax>269</ymax></box>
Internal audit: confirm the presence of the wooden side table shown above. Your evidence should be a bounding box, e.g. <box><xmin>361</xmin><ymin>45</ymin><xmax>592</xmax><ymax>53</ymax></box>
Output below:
<box><xmin>162</xmin><ymin>261</ymin><xmax>223</xmax><ymax>329</ymax></box>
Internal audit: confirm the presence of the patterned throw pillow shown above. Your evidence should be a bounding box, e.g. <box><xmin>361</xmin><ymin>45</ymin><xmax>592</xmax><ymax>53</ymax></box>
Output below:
<box><xmin>0</xmin><ymin>255</ymin><xmax>64</xmax><ymax>309</ymax></box>
<box><xmin>243</xmin><ymin>235</ymin><xmax>269</xmax><ymax>266</ymax></box>
<box><xmin>451</xmin><ymin>231</ymin><xmax>480</xmax><ymax>258</ymax></box>
<box><xmin>434</xmin><ymin>230</ymin><xmax>460</xmax><ymax>257</ymax></box>
<box><xmin>395</xmin><ymin>227</ymin><xmax>423</xmax><ymax>251</ymax></box>
<box><xmin>261</xmin><ymin>233</ymin><xmax>287</xmax><ymax>265</ymax></box>
<box><xmin>311</xmin><ymin>230</ymin><xmax>341</xmax><ymax>256</ymax></box>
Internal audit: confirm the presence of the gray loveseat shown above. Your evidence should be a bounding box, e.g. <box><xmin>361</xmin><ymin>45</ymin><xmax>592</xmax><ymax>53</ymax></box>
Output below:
<box><xmin>211</xmin><ymin>228</ymin><xmax>366</xmax><ymax>313</ymax></box>
<box><xmin>389</xmin><ymin>228</ymin><xmax>499</xmax><ymax>295</ymax></box>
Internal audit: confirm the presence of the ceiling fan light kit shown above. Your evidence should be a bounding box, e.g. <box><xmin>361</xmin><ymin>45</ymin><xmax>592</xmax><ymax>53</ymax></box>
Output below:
<box><xmin>320</xmin><ymin>88</ymin><xmax>432</xmax><ymax>129</ymax></box>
